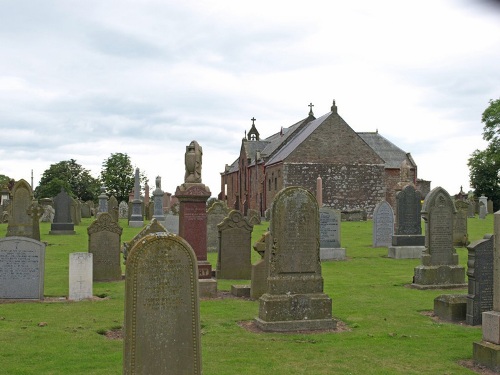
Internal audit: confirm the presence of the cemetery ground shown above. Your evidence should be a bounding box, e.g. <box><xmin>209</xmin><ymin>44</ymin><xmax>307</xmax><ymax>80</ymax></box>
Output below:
<box><xmin>0</xmin><ymin>216</ymin><xmax>494</xmax><ymax>375</ymax></box>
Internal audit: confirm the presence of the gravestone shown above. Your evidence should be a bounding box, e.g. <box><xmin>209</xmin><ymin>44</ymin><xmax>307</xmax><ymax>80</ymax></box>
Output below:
<box><xmin>152</xmin><ymin>176</ymin><xmax>165</xmax><ymax>221</ymax></box>
<box><xmin>129</xmin><ymin>168</ymin><xmax>144</xmax><ymax>228</ymax></box>
<box><xmin>98</xmin><ymin>186</ymin><xmax>108</xmax><ymax>214</ymax></box>
<box><xmin>453</xmin><ymin>200</ymin><xmax>469</xmax><ymax>246</ymax></box>
<box><xmin>81</xmin><ymin>202</ymin><xmax>91</xmax><ymax>218</ymax></box>
<box><xmin>247</xmin><ymin>209</ymin><xmax>261</xmax><ymax>226</ymax></box>
<box><xmin>488</xmin><ymin>200</ymin><xmax>494</xmax><ymax>215</ymax></box>
<box><xmin>412</xmin><ymin>186</ymin><xmax>466</xmax><ymax>289</ymax></box>
<box><xmin>70</xmin><ymin>197</ymin><xmax>81</xmax><ymax>226</ymax></box>
<box><xmin>216</xmin><ymin>210</ymin><xmax>253</xmax><ymax>279</ymax></box>
<box><xmin>27</xmin><ymin>200</ymin><xmax>44</xmax><ymax>241</ymax></box>
<box><xmin>473</xmin><ymin>211</ymin><xmax>500</xmax><ymax>371</ymax></box>
<box><xmin>0</xmin><ymin>237</ymin><xmax>45</xmax><ymax>299</ymax></box>
<box><xmin>467</xmin><ymin>199</ymin><xmax>476</xmax><ymax>218</ymax></box>
<box><xmin>6</xmin><ymin>179</ymin><xmax>39</xmax><ymax>239</ymax></box>
<box><xmin>255</xmin><ymin>186</ymin><xmax>336</xmax><ymax>332</ymax></box>
<box><xmin>87</xmin><ymin>212</ymin><xmax>123</xmax><ymax>281</ymax></box>
<box><xmin>122</xmin><ymin>218</ymin><xmax>168</xmax><ymax>263</ymax></box>
<box><xmin>123</xmin><ymin>233</ymin><xmax>202</xmax><ymax>375</ymax></box>
<box><xmin>164</xmin><ymin>213</ymin><xmax>179</xmax><ymax>235</ymax></box>
<box><xmin>40</xmin><ymin>205</ymin><xmax>55</xmax><ymax>223</ymax></box>
<box><xmin>68</xmin><ymin>252</ymin><xmax>93</xmax><ymax>301</ymax></box>
<box><xmin>108</xmin><ymin>195</ymin><xmax>119</xmax><ymax>222</ymax></box>
<box><xmin>118</xmin><ymin>201</ymin><xmax>128</xmax><ymax>219</ymax></box>
<box><xmin>467</xmin><ymin>234</ymin><xmax>494</xmax><ymax>326</ymax></box>
<box><xmin>251</xmin><ymin>231</ymin><xmax>271</xmax><ymax>300</ymax></box>
<box><xmin>479</xmin><ymin>195</ymin><xmax>488</xmax><ymax>213</ymax></box>
<box><xmin>372</xmin><ymin>200</ymin><xmax>394</xmax><ymax>247</ymax></box>
<box><xmin>479</xmin><ymin>202</ymin><xmax>487</xmax><ymax>219</ymax></box>
<box><xmin>206</xmin><ymin>201</ymin><xmax>229</xmax><ymax>253</ymax></box>
<box><xmin>319</xmin><ymin>208</ymin><xmax>346</xmax><ymax>260</ymax></box>
<box><xmin>388</xmin><ymin>184</ymin><xmax>425</xmax><ymax>259</ymax></box>
<box><xmin>50</xmin><ymin>189</ymin><xmax>76</xmax><ymax>235</ymax></box>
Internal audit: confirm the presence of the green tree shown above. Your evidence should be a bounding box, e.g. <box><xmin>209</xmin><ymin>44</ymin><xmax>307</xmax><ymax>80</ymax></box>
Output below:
<box><xmin>100</xmin><ymin>153</ymin><xmax>136</xmax><ymax>203</ymax></box>
<box><xmin>34</xmin><ymin>160</ymin><xmax>100</xmax><ymax>201</ymax></box>
<box><xmin>481</xmin><ymin>98</ymin><xmax>500</xmax><ymax>142</ymax></box>
<box><xmin>0</xmin><ymin>174</ymin><xmax>11</xmax><ymax>188</ymax></box>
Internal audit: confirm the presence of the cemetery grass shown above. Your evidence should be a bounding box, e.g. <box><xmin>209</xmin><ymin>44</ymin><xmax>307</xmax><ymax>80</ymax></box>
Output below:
<box><xmin>0</xmin><ymin>216</ymin><xmax>494</xmax><ymax>374</ymax></box>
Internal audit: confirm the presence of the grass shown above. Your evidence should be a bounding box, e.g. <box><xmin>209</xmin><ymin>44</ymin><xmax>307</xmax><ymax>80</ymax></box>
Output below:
<box><xmin>0</xmin><ymin>214</ymin><xmax>495</xmax><ymax>374</ymax></box>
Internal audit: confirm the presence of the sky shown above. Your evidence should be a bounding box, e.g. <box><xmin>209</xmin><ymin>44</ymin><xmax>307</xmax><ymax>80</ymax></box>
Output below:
<box><xmin>1</xmin><ymin>0</ymin><xmax>500</xmax><ymax>198</ymax></box>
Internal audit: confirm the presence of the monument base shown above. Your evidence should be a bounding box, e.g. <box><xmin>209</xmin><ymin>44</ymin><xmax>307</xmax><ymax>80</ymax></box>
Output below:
<box><xmin>412</xmin><ymin>264</ymin><xmax>466</xmax><ymax>289</ymax></box>
<box><xmin>387</xmin><ymin>246</ymin><xmax>424</xmax><ymax>259</ymax></box>
<box><xmin>50</xmin><ymin>223</ymin><xmax>75</xmax><ymax>235</ymax></box>
<box><xmin>392</xmin><ymin>235</ymin><xmax>425</xmax><ymax>246</ymax></box>
<box><xmin>254</xmin><ymin>317</ymin><xmax>337</xmax><ymax>332</ymax></box>
<box><xmin>473</xmin><ymin>341</ymin><xmax>500</xmax><ymax>372</ymax></box>
<box><xmin>482</xmin><ymin>311</ymin><xmax>500</xmax><ymax>344</ymax></box>
<box><xmin>433</xmin><ymin>294</ymin><xmax>466</xmax><ymax>322</ymax></box>
<box><xmin>231</xmin><ymin>284</ymin><xmax>250</xmax><ymax>298</ymax></box>
<box><xmin>128</xmin><ymin>220</ymin><xmax>144</xmax><ymax>228</ymax></box>
<box><xmin>198</xmin><ymin>278</ymin><xmax>217</xmax><ymax>298</ymax></box>
<box><xmin>320</xmin><ymin>248</ymin><xmax>346</xmax><ymax>261</ymax></box>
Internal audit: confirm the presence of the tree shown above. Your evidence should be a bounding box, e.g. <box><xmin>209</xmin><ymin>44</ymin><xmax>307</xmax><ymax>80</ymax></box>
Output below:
<box><xmin>481</xmin><ymin>98</ymin><xmax>500</xmax><ymax>142</ymax></box>
<box><xmin>34</xmin><ymin>160</ymin><xmax>101</xmax><ymax>201</ymax></box>
<box><xmin>0</xmin><ymin>174</ymin><xmax>11</xmax><ymax>188</ymax></box>
<box><xmin>100</xmin><ymin>153</ymin><xmax>136</xmax><ymax>203</ymax></box>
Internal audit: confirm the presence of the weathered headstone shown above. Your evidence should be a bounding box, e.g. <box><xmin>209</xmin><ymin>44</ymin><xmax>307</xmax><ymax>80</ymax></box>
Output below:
<box><xmin>98</xmin><ymin>186</ymin><xmax>108</xmax><ymax>214</ymax></box>
<box><xmin>251</xmin><ymin>231</ymin><xmax>271</xmax><ymax>300</ymax></box>
<box><xmin>412</xmin><ymin>186</ymin><xmax>466</xmax><ymax>289</ymax></box>
<box><xmin>164</xmin><ymin>213</ymin><xmax>179</xmax><ymax>235</ymax></box>
<box><xmin>388</xmin><ymin>184</ymin><xmax>425</xmax><ymax>259</ymax></box>
<box><xmin>68</xmin><ymin>252</ymin><xmax>93</xmax><ymax>301</ymax></box>
<box><xmin>216</xmin><ymin>210</ymin><xmax>253</xmax><ymax>279</ymax></box>
<box><xmin>319</xmin><ymin>208</ymin><xmax>346</xmax><ymax>260</ymax></box>
<box><xmin>50</xmin><ymin>188</ymin><xmax>75</xmax><ymax>235</ymax></box>
<box><xmin>255</xmin><ymin>186</ymin><xmax>336</xmax><ymax>331</ymax></box>
<box><xmin>206</xmin><ymin>201</ymin><xmax>229</xmax><ymax>253</ymax></box>
<box><xmin>473</xmin><ymin>212</ymin><xmax>500</xmax><ymax>371</ymax></box>
<box><xmin>81</xmin><ymin>202</ymin><xmax>91</xmax><ymax>218</ymax></box>
<box><xmin>122</xmin><ymin>218</ymin><xmax>168</xmax><ymax>263</ymax></box>
<box><xmin>118</xmin><ymin>201</ymin><xmax>128</xmax><ymax>219</ymax></box>
<box><xmin>0</xmin><ymin>237</ymin><xmax>45</xmax><ymax>299</ymax></box>
<box><xmin>70</xmin><ymin>197</ymin><xmax>81</xmax><ymax>226</ymax></box>
<box><xmin>123</xmin><ymin>233</ymin><xmax>202</xmax><ymax>375</ymax></box>
<box><xmin>372</xmin><ymin>200</ymin><xmax>394</xmax><ymax>247</ymax></box>
<box><xmin>479</xmin><ymin>202</ymin><xmax>487</xmax><ymax>219</ymax></box>
<box><xmin>488</xmin><ymin>200</ymin><xmax>494</xmax><ymax>215</ymax></box>
<box><xmin>87</xmin><ymin>213</ymin><xmax>123</xmax><ymax>281</ymax></box>
<box><xmin>108</xmin><ymin>195</ymin><xmax>119</xmax><ymax>222</ymax></box>
<box><xmin>6</xmin><ymin>179</ymin><xmax>39</xmax><ymax>239</ymax></box>
<box><xmin>467</xmin><ymin>199</ymin><xmax>476</xmax><ymax>218</ymax></box>
<box><xmin>467</xmin><ymin>234</ymin><xmax>494</xmax><ymax>326</ymax></box>
<box><xmin>453</xmin><ymin>200</ymin><xmax>469</xmax><ymax>247</ymax></box>
<box><xmin>479</xmin><ymin>195</ymin><xmax>488</xmax><ymax>213</ymax></box>
<box><xmin>40</xmin><ymin>204</ymin><xmax>55</xmax><ymax>223</ymax></box>
<box><xmin>247</xmin><ymin>209</ymin><xmax>261</xmax><ymax>226</ymax></box>
<box><xmin>129</xmin><ymin>168</ymin><xmax>144</xmax><ymax>228</ymax></box>
<box><xmin>152</xmin><ymin>176</ymin><xmax>165</xmax><ymax>221</ymax></box>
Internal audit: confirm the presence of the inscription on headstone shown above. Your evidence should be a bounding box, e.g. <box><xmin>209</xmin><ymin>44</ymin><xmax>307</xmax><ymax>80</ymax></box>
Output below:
<box><xmin>373</xmin><ymin>200</ymin><xmax>394</xmax><ymax>247</ymax></box>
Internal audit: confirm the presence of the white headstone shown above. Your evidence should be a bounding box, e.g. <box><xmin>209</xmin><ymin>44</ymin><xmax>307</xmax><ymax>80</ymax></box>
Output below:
<box><xmin>69</xmin><ymin>252</ymin><xmax>93</xmax><ymax>301</ymax></box>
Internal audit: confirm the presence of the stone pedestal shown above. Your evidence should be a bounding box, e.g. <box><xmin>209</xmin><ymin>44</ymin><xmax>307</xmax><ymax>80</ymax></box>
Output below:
<box><xmin>320</xmin><ymin>247</ymin><xmax>346</xmax><ymax>261</ymax></box>
<box><xmin>231</xmin><ymin>284</ymin><xmax>250</xmax><ymax>297</ymax></box>
<box><xmin>473</xmin><ymin>341</ymin><xmax>500</xmax><ymax>372</ymax></box>
<box><xmin>433</xmin><ymin>294</ymin><xmax>466</xmax><ymax>322</ymax></box>
<box><xmin>412</xmin><ymin>265</ymin><xmax>466</xmax><ymax>289</ymax></box>
<box><xmin>388</xmin><ymin>246</ymin><xmax>424</xmax><ymax>259</ymax></box>
<box><xmin>49</xmin><ymin>223</ymin><xmax>76</xmax><ymax>235</ymax></box>
<box><xmin>129</xmin><ymin>199</ymin><xmax>144</xmax><ymax>227</ymax></box>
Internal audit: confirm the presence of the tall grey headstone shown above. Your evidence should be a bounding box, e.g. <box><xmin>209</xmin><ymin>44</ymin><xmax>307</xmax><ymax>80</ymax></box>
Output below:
<box><xmin>50</xmin><ymin>188</ymin><xmax>75</xmax><ymax>235</ymax></box>
<box><xmin>453</xmin><ymin>200</ymin><xmax>469</xmax><ymax>246</ymax></box>
<box><xmin>164</xmin><ymin>213</ymin><xmax>179</xmax><ymax>235</ymax></box>
<box><xmin>206</xmin><ymin>201</ymin><xmax>229</xmax><ymax>253</ymax></box>
<box><xmin>152</xmin><ymin>176</ymin><xmax>165</xmax><ymax>221</ymax></box>
<box><xmin>69</xmin><ymin>252</ymin><xmax>93</xmax><ymax>301</ymax></box>
<box><xmin>0</xmin><ymin>237</ymin><xmax>45</xmax><ymax>299</ymax></box>
<box><xmin>319</xmin><ymin>208</ymin><xmax>345</xmax><ymax>260</ymax></box>
<box><xmin>108</xmin><ymin>195</ymin><xmax>119</xmax><ymax>222</ymax></box>
<box><xmin>81</xmin><ymin>202</ymin><xmax>91</xmax><ymax>218</ymax></box>
<box><xmin>479</xmin><ymin>195</ymin><xmax>488</xmax><ymax>213</ymax></box>
<box><xmin>251</xmin><ymin>231</ymin><xmax>271</xmax><ymax>300</ymax></box>
<box><xmin>479</xmin><ymin>202</ymin><xmax>487</xmax><ymax>220</ymax></box>
<box><xmin>87</xmin><ymin>213</ymin><xmax>123</xmax><ymax>281</ymax></box>
<box><xmin>118</xmin><ymin>201</ymin><xmax>128</xmax><ymax>219</ymax></box>
<box><xmin>123</xmin><ymin>233</ymin><xmax>201</xmax><ymax>375</ymax></box>
<box><xmin>467</xmin><ymin>234</ymin><xmax>493</xmax><ymax>325</ymax></box>
<box><xmin>372</xmin><ymin>200</ymin><xmax>394</xmax><ymax>247</ymax></box>
<box><xmin>412</xmin><ymin>187</ymin><xmax>466</xmax><ymax>289</ymax></box>
<box><xmin>7</xmin><ymin>179</ymin><xmax>39</xmax><ymax>239</ymax></box>
<box><xmin>129</xmin><ymin>168</ymin><xmax>144</xmax><ymax>228</ymax></box>
<box><xmin>98</xmin><ymin>186</ymin><xmax>108</xmax><ymax>214</ymax></box>
<box><xmin>255</xmin><ymin>187</ymin><xmax>336</xmax><ymax>332</ymax></box>
<box><xmin>216</xmin><ymin>210</ymin><xmax>253</xmax><ymax>279</ymax></box>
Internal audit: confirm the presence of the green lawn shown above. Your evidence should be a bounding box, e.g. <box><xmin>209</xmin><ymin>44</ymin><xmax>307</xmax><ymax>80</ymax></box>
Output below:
<box><xmin>0</xmin><ymin>214</ymin><xmax>494</xmax><ymax>374</ymax></box>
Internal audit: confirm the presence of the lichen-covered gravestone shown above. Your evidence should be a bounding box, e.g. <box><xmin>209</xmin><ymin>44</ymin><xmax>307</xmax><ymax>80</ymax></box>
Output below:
<box><xmin>6</xmin><ymin>179</ymin><xmax>39</xmax><ymax>239</ymax></box>
<box><xmin>123</xmin><ymin>233</ymin><xmax>201</xmax><ymax>375</ymax></box>
<box><xmin>251</xmin><ymin>231</ymin><xmax>272</xmax><ymax>300</ymax></box>
<box><xmin>122</xmin><ymin>218</ymin><xmax>168</xmax><ymax>263</ymax></box>
<box><xmin>87</xmin><ymin>213</ymin><xmax>123</xmax><ymax>281</ymax></box>
<box><xmin>206</xmin><ymin>201</ymin><xmax>229</xmax><ymax>253</ymax></box>
<box><xmin>372</xmin><ymin>200</ymin><xmax>394</xmax><ymax>247</ymax></box>
<box><xmin>412</xmin><ymin>187</ymin><xmax>466</xmax><ymax>289</ymax></box>
<box><xmin>453</xmin><ymin>200</ymin><xmax>469</xmax><ymax>246</ymax></box>
<box><xmin>255</xmin><ymin>186</ymin><xmax>336</xmax><ymax>331</ymax></box>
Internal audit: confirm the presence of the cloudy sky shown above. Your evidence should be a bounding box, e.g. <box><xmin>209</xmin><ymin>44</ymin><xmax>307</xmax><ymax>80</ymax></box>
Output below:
<box><xmin>1</xmin><ymin>1</ymin><xmax>499</xmax><ymax>198</ymax></box>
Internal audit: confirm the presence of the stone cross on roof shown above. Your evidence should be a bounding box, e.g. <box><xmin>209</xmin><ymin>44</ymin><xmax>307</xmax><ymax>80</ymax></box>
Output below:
<box><xmin>308</xmin><ymin>102</ymin><xmax>314</xmax><ymax>116</ymax></box>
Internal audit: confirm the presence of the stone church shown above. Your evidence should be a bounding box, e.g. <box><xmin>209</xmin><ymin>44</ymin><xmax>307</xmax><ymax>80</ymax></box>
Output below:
<box><xmin>219</xmin><ymin>100</ymin><xmax>429</xmax><ymax>217</ymax></box>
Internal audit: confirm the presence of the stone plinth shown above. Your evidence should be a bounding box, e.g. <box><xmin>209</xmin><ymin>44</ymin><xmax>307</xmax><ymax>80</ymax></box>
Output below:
<box><xmin>412</xmin><ymin>265</ymin><xmax>467</xmax><ymax>289</ymax></box>
<box><xmin>320</xmin><ymin>248</ymin><xmax>346</xmax><ymax>261</ymax></box>
<box><xmin>388</xmin><ymin>246</ymin><xmax>424</xmax><ymax>259</ymax></box>
<box><xmin>473</xmin><ymin>341</ymin><xmax>500</xmax><ymax>372</ymax></box>
<box><xmin>433</xmin><ymin>294</ymin><xmax>466</xmax><ymax>322</ymax></box>
<box><xmin>231</xmin><ymin>284</ymin><xmax>250</xmax><ymax>297</ymax></box>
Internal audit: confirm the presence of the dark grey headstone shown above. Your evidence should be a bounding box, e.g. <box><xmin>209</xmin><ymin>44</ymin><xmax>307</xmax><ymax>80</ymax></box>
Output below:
<box><xmin>395</xmin><ymin>185</ymin><xmax>422</xmax><ymax>235</ymax></box>
<box><xmin>0</xmin><ymin>237</ymin><xmax>45</xmax><ymax>299</ymax></box>
<box><xmin>319</xmin><ymin>208</ymin><xmax>341</xmax><ymax>248</ymax></box>
<box><xmin>50</xmin><ymin>189</ymin><xmax>75</xmax><ymax>234</ymax></box>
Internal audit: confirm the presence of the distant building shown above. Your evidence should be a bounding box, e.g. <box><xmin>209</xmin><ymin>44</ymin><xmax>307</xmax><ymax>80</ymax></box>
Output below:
<box><xmin>220</xmin><ymin>100</ymin><xmax>427</xmax><ymax>217</ymax></box>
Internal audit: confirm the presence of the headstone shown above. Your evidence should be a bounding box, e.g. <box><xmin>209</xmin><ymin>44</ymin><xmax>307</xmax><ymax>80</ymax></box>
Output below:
<box><xmin>50</xmin><ymin>188</ymin><xmax>75</xmax><ymax>235</ymax></box>
<box><xmin>129</xmin><ymin>168</ymin><xmax>144</xmax><ymax>228</ymax></box>
<box><xmin>122</xmin><ymin>218</ymin><xmax>168</xmax><ymax>263</ymax></box>
<box><xmin>467</xmin><ymin>234</ymin><xmax>494</xmax><ymax>326</ymax></box>
<box><xmin>255</xmin><ymin>186</ymin><xmax>336</xmax><ymax>331</ymax></box>
<box><xmin>81</xmin><ymin>202</ymin><xmax>91</xmax><ymax>218</ymax></box>
<box><xmin>70</xmin><ymin>197</ymin><xmax>81</xmax><ymax>226</ymax></box>
<box><xmin>123</xmin><ymin>233</ymin><xmax>202</xmax><ymax>375</ymax></box>
<box><xmin>27</xmin><ymin>200</ymin><xmax>43</xmax><ymax>241</ymax></box>
<box><xmin>68</xmin><ymin>252</ymin><xmax>93</xmax><ymax>301</ymax></box>
<box><xmin>40</xmin><ymin>205</ymin><xmax>55</xmax><ymax>223</ymax></box>
<box><xmin>87</xmin><ymin>212</ymin><xmax>123</xmax><ymax>281</ymax></box>
<box><xmin>479</xmin><ymin>195</ymin><xmax>488</xmax><ymax>214</ymax></box>
<box><xmin>108</xmin><ymin>195</ymin><xmax>119</xmax><ymax>222</ymax></box>
<box><xmin>175</xmin><ymin>140</ymin><xmax>216</xmax><ymax>297</ymax></box>
<box><xmin>319</xmin><ymin>208</ymin><xmax>346</xmax><ymax>260</ymax></box>
<box><xmin>372</xmin><ymin>200</ymin><xmax>394</xmax><ymax>247</ymax></box>
<box><xmin>6</xmin><ymin>179</ymin><xmax>38</xmax><ymax>239</ymax></box>
<box><xmin>98</xmin><ymin>186</ymin><xmax>108</xmax><ymax>214</ymax></box>
<box><xmin>251</xmin><ymin>231</ymin><xmax>271</xmax><ymax>300</ymax></box>
<box><xmin>467</xmin><ymin>199</ymin><xmax>476</xmax><ymax>218</ymax></box>
<box><xmin>388</xmin><ymin>184</ymin><xmax>425</xmax><ymax>259</ymax></box>
<box><xmin>479</xmin><ymin>203</ymin><xmax>487</xmax><ymax>219</ymax></box>
<box><xmin>206</xmin><ymin>201</ymin><xmax>229</xmax><ymax>253</ymax></box>
<box><xmin>488</xmin><ymin>200</ymin><xmax>494</xmax><ymax>215</ymax></box>
<box><xmin>164</xmin><ymin>213</ymin><xmax>179</xmax><ymax>235</ymax></box>
<box><xmin>412</xmin><ymin>186</ymin><xmax>466</xmax><ymax>289</ymax></box>
<box><xmin>147</xmin><ymin>201</ymin><xmax>154</xmax><ymax>222</ymax></box>
<box><xmin>152</xmin><ymin>176</ymin><xmax>165</xmax><ymax>221</ymax></box>
<box><xmin>216</xmin><ymin>210</ymin><xmax>253</xmax><ymax>279</ymax></box>
<box><xmin>453</xmin><ymin>200</ymin><xmax>469</xmax><ymax>246</ymax></box>
<box><xmin>247</xmin><ymin>209</ymin><xmax>261</xmax><ymax>226</ymax></box>
<box><xmin>0</xmin><ymin>237</ymin><xmax>45</xmax><ymax>299</ymax></box>
<box><xmin>118</xmin><ymin>201</ymin><xmax>128</xmax><ymax>219</ymax></box>
<box><xmin>473</xmin><ymin>212</ymin><xmax>500</xmax><ymax>371</ymax></box>
<box><xmin>316</xmin><ymin>176</ymin><xmax>322</xmax><ymax>206</ymax></box>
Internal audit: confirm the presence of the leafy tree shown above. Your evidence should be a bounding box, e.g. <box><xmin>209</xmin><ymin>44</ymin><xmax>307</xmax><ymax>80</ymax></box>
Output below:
<box><xmin>0</xmin><ymin>174</ymin><xmax>11</xmax><ymax>188</ymax></box>
<box><xmin>100</xmin><ymin>153</ymin><xmax>137</xmax><ymax>203</ymax></box>
<box><xmin>481</xmin><ymin>98</ymin><xmax>500</xmax><ymax>142</ymax></box>
<box><xmin>34</xmin><ymin>160</ymin><xmax>100</xmax><ymax>201</ymax></box>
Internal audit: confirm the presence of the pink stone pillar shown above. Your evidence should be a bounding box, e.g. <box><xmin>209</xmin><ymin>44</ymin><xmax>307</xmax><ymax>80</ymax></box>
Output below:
<box><xmin>316</xmin><ymin>176</ymin><xmax>323</xmax><ymax>207</ymax></box>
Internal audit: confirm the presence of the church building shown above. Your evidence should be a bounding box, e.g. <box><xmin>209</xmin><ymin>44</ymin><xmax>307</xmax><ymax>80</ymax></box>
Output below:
<box><xmin>220</xmin><ymin>100</ymin><xmax>426</xmax><ymax>217</ymax></box>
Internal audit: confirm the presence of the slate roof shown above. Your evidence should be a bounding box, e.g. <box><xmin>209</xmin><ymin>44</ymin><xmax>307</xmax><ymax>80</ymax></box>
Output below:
<box><xmin>357</xmin><ymin>132</ymin><xmax>411</xmax><ymax>169</ymax></box>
